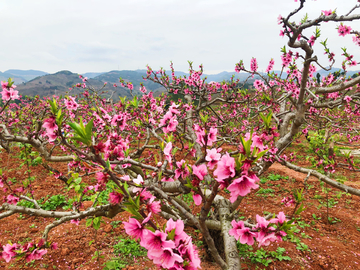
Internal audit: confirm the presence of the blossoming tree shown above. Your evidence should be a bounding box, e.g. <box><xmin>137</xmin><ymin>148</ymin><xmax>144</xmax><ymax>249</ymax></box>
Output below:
<box><xmin>1</xmin><ymin>0</ymin><xmax>360</xmax><ymax>269</ymax></box>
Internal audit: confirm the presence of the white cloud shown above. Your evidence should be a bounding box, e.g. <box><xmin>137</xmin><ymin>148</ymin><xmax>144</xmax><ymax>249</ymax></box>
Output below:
<box><xmin>1</xmin><ymin>0</ymin><xmax>359</xmax><ymax>74</ymax></box>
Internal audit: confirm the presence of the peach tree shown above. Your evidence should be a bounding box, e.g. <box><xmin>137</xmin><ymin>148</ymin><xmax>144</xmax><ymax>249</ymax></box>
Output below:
<box><xmin>1</xmin><ymin>0</ymin><xmax>360</xmax><ymax>269</ymax></box>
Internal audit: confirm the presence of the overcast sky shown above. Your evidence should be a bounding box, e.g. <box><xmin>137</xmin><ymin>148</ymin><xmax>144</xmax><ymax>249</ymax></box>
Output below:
<box><xmin>1</xmin><ymin>0</ymin><xmax>359</xmax><ymax>74</ymax></box>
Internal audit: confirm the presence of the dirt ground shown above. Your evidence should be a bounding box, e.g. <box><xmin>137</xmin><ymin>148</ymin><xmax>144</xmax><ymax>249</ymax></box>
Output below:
<box><xmin>1</xmin><ymin>142</ymin><xmax>360</xmax><ymax>270</ymax></box>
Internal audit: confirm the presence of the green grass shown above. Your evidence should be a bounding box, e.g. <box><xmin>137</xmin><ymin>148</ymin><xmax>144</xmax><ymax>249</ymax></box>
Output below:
<box><xmin>103</xmin><ymin>238</ymin><xmax>147</xmax><ymax>270</ymax></box>
<box><xmin>237</xmin><ymin>243</ymin><xmax>291</xmax><ymax>267</ymax></box>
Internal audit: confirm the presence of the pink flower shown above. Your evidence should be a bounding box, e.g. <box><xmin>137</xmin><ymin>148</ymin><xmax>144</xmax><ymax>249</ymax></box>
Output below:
<box><xmin>194</xmin><ymin>124</ymin><xmax>205</xmax><ymax>146</ymax></box>
<box><xmin>152</xmin><ymin>247</ymin><xmax>183</xmax><ymax>268</ymax></box>
<box><xmin>43</xmin><ymin>116</ymin><xmax>58</xmax><ymax>142</ymax></box>
<box><xmin>111</xmin><ymin>114</ymin><xmax>127</xmax><ymax>130</ymax></box>
<box><xmin>160</xmin><ymin>111</ymin><xmax>178</xmax><ymax>134</ymax></box>
<box><xmin>322</xmin><ymin>9</ymin><xmax>332</xmax><ymax>16</ymax></box>
<box><xmin>50</xmin><ymin>242</ymin><xmax>58</xmax><ymax>250</ymax></box>
<box><xmin>161</xmin><ymin>176</ymin><xmax>174</xmax><ymax>182</ymax></box>
<box><xmin>282</xmin><ymin>196</ymin><xmax>295</xmax><ymax>207</ymax></box>
<box><xmin>139</xmin><ymin>188</ymin><xmax>153</xmax><ymax>201</ymax></box>
<box><xmin>26</xmin><ymin>249</ymin><xmax>47</xmax><ymax>262</ymax></box>
<box><xmin>142</xmin><ymin>230</ymin><xmax>175</xmax><ymax>253</ymax></box>
<box><xmin>353</xmin><ymin>35</ymin><xmax>360</xmax><ymax>46</ymax></box>
<box><xmin>193</xmin><ymin>194</ymin><xmax>202</xmax><ymax>205</ymax></box>
<box><xmin>240</xmin><ymin>133</ymin><xmax>265</xmax><ymax>154</ymax></box>
<box><xmin>1</xmin><ymin>82</ymin><xmax>19</xmax><ymax>101</ymax></box>
<box><xmin>37</xmin><ymin>238</ymin><xmax>45</xmax><ymax>247</ymax></box>
<box><xmin>238</xmin><ymin>227</ymin><xmax>256</xmax><ymax>245</ymax></box>
<box><xmin>338</xmin><ymin>24</ymin><xmax>352</xmax><ymax>37</ymax></box>
<box><xmin>64</xmin><ymin>96</ymin><xmax>79</xmax><ymax>111</ymax></box>
<box><xmin>344</xmin><ymin>96</ymin><xmax>352</xmax><ymax>103</ymax></box>
<box><xmin>214</xmin><ymin>153</ymin><xmax>236</xmax><ymax>182</ymax></box>
<box><xmin>164</xmin><ymin>142</ymin><xmax>173</xmax><ymax>168</ymax></box>
<box><xmin>229</xmin><ymin>220</ymin><xmax>245</xmax><ymax>240</ymax></box>
<box><xmin>275</xmin><ymin>230</ymin><xmax>287</xmax><ymax>242</ymax></box>
<box><xmin>1</xmin><ymin>81</ymin><xmax>8</xmax><ymax>88</ymax></box>
<box><xmin>205</xmin><ymin>148</ymin><xmax>221</xmax><ymax>169</ymax></box>
<box><xmin>250</xmin><ymin>57</ymin><xmax>258</xmax><ymax>73</ymax></box>
<box><xmin>71</xmin><ymin>219</ymin><xmax>80</xmax><ymax>226</ymax></box>
<box><xmin>96</xmin><ymin>172</ymin><xmax>109</xmax><ymax>186</ymax></box>
<box><xmin>266</xmin><ymin>59</ymin><xmax>275</xmax><ymax>73</ymax></box>
<box><xmin>124</xmin><ymin>214</ymin><xmax>151</xmax><ymax>240</ymax></box>
<box><xmin>255</xmin><ymin>215</ymin><xmax>273</xmax><ymax>242</ymax></box>
<box><xmin>108</xmin><ymin>191</ymin><xmax>123</xmax><ymax>205</ymax></box>
<box><xmin>147</xmin><ymin>196</ymin><xmax>161</xmax><ymax>214</ymax></box>
<box><xmin>257</xmin><ymin>233</ymin><xmax>278</xmax><ymax>247</ymax></box>
<box><xmin>133</xmin><ymin>174</ymin><xmax>144</xmax><ymax>185</ymax></box>
<box><xmin>21</xmin><ymin>242</ymin><xmax>34</xmax><ymax>252</ymax></box>
<box><xmin>165</xmin><ymin>219</ymin><xmax>189</xmax><ymax>246</ymax></box>
<box><xmin>270</xmin><ymin>212</ymin><xmax>286</xmax><ymax>225</ymax></box>
<box><xmin>6</xmin><ymin>194</ymin><xmax>19</xmax><ymax>205</ymax></box>
<box><xmin>43</xmin><ymin>116</ymin><xmax>58</xmax><ymax>134</ymax></box>
<box><xmin>120</xmin><ymin>175</ymin><xmax>131</xmax><ymax>181</ymax></box>
<box><xmin>1</xmin><ymin>88</ymin><xmax>19</xmax><ymax>101</ymax></box>
<box><xmin>227</xmin><ymin>175</ymin><xmax>259</xmax><ymax>202</ymax></box>
<box><xmin>207</xmin><ymin>127</ymin><xmax>217</xmax><ymax>146</ymax></box>
<box><xmin>139</xmin><ymin>86</ymin><xmax>147</xmax><ymax>93</ymax></box>
<box><xmin>192</xmin><ymin>164</ymin><xmax>208</xmax><ymax>181</ymax></box>
<box><xmin>169</xmin><ymin>103</ymin><xmax>181</xmax><ymax>115</ymax></box>
<box><xmin>308</xmin><ymin>35</ymin><xmax>316</xmax><ymax>46</ymax></box>
<box><xmin>2</xmin><ymin>243</ymin><xmax>18</xmax><ymax>262</ymax></box>
<box><xmin>251</xmin><ymin>134</ymin><xmax>265</xmax><ymax>151</ymax></box>
<box><xmin>175</xmin><ymin>160</ymin><xmax>190</xmax><ymax>179</ymax></box>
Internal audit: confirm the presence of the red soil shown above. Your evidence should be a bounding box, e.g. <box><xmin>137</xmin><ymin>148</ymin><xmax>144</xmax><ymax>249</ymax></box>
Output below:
<box><xmin>1</xmin><ymin>144</ymin><xmax>360</xmax><ymax>270</ymax></box>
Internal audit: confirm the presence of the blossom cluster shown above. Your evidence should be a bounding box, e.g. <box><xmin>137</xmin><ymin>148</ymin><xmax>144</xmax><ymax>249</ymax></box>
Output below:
<box><xmin>1</xmin><ymin>238</ymin><xmax>57</xmax><ymax>263</ymax></box>
<box><xmin>124</xmin><ymin>217</ymin><xmax>200</xmax><ymax>269</ymax></box>
<box><xmin>1</xmin><ymin>81</ymin><xmax>19</xmax><ymax>102</ymax></box>
<box><xmin>229</xmin><ymin>212</ymin><xmax>287</xmax><ymax>247</ymax></box>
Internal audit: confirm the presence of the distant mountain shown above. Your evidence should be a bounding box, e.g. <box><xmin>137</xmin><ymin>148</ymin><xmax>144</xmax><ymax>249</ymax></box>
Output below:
<box><xmin>15</xmin><ymin>70</ymin><xmax>137</xmax><ymax>99</ymax></box>
<box><xmin>81</xmin><ymin>72</ymin><xmax>105</xmax><ymax>79</ymax></box>
<box><xmin>94</xmin><ymin>70</ymin><xmax>165</xmax><ymax>96</ymax></box>
<box><xmin>4</xmin><ymin>69</ymin><xmax>48</xmax><ymax>81</ymax></box>
<box><xmin>202</xmin><ymin>71</ymin><xmax>260</xmax><ymax>82</ymax></box>
<box><xmin>0</xmin><ymin>72</ymin><xmax>27</xmax><ymax>84</ymax></box>
<box><xmin>7</xmin><ymin>67</ymin><xmax>360</xmax><ymax>100</ymax></box>
<box><xmin>133</xmin><ymin>69</ymin><xmax>257</xmax><ymax>82</ymax></box>
<box><xmin>272</xmin><ymin>68</ymin><xmax>360</xmax><ymax>79</ymax></box>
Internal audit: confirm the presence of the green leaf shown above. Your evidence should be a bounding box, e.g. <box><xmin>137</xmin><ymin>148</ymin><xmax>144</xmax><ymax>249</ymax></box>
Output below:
<box><xmin>134</xmin><ymin>194</ymin><xmax>141</xmax><ymax>207</ymax></box>
<box><xmin>85</xmin><ymin>119</ymin><xmax>94</xmax><ymax>142</ymax></box>
<box><xmin>123</xmin><ymin>207</ymin><xmax>142</xmax><ymax>220</ymax></box>
<box><xmin>295</xmin><ymin>203</ymin><xmax>306</xmax><ymax>216</ymax></box>
<box><xmin>69</xmin><ymin>136</ymin><xmax>89</xmax><ymax>145</ymax></box>
<box><xmin>74</xmin><ymin>185</ymin><xmax>81</xmax><ymax>192</ymax></box>
<box><xmin>301</xmin><ymin>13</ymin><xmax>309</xmax><ymax>24</ymax></box>
<box><xmin>253</xmin><ymin>149</ymin><xmax>269</xmax><ymax>163</ymax></box>
<box><xmin>239</xmin><ymin>136</ymin><xmax>247</xmax><ymax>154</ymax></box>
<box><xmin>68</xmin><ymin>122</ymin><xmax>86</xmax><ymax>138</ymax></box>
<box><xmin>168</xmin><ymin>228</ymin><xmax>176</xmax><ymax>241</ymax></box>
<box><xmin>48</xmin><ymin>98</ymin><xmax>58</xmax><ymax>115</ymax></box>
<box><xmin>130</xmin><ymin>96</ymin><xmax>139</xmax><ymax>108</ymax></box>
<box><xmin>74</xmin><ymin>177</ymin><xmax>82</xmax><ymax>185</ymax></box>
<box><xmin>93</xmin><ymin>217</ymin><xmax>102</xmax><ymax>230</ymax></box>
<box><xmin>56</xmin><ymin>109</ymin><xmax>64</xmax><ymax>127</ymax></box>
<box><xmin>86</xmin><ymin>218</ymin><xmax>93</xmax><ymax>227</ymax></box>
<box><xmin>200</xmin><ymin>114</ymin><xmax>208</xmax><ymax>123</ymax></box>
<box><xmin>106</xmin><ymin>261</ymin><xmax>116</xmax><ymax>269</ymax></box>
